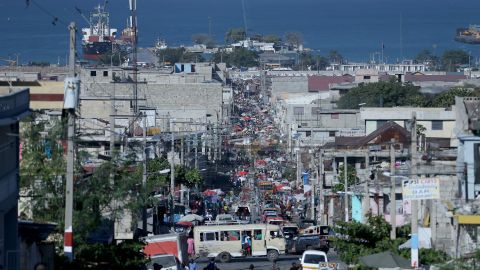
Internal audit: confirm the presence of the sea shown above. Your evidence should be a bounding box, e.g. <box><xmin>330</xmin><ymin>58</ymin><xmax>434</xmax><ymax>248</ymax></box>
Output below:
<box><xmin>2</xmin><ymin>0</ymin><xmax>480</xmax><ymax>65</ymax></box>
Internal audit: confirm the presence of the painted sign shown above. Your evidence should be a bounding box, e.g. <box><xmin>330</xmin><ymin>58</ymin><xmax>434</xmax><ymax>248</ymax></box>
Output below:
<box><xmin>402</xmin><ymin>177</ymin><xmax>440</xmax><ymax>200</ymax></box>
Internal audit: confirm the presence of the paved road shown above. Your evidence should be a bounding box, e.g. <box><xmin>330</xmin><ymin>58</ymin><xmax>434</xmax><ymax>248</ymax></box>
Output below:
<box><xmin>195</xmin><ymin>251</ymin><xmax>347</xmax><ymax>270</ymax></box>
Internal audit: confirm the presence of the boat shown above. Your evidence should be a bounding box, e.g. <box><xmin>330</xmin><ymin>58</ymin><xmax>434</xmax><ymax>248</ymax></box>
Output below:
<box><xmin>455</xmin><ymin>25</ymin><xmax>480</xmax><ymax>44</ymax></box>
<box><xmin>154</xmin><ymin>38</ymin><xmax>168</xmax><ymax>52</ymax></box>
<box><xmin>81</xmin><ymin>4</ymin><xmax>118</xmax><ymax>60</ymax></box>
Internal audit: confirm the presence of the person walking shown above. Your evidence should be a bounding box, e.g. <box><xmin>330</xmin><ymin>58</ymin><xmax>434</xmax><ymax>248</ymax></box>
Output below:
<box><xmin>187</xmin><ymin>236</ymin><xmax>195</xmax><ymax>258</ymax></box>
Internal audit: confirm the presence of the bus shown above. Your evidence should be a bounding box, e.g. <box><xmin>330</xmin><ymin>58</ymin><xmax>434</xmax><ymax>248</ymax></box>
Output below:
<box><xmin>193</xmin><ymin>224</ymin><xmax>285</xmax><ymax>262</ymax></box>
<box><xmin>257</xmin><ymin>181</ymin><xmax>274</xmax><ymax>194</ymax></box>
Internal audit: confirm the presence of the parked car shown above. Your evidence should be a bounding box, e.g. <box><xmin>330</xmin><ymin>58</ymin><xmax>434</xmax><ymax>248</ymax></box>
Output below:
<box><xmin>145</xmin><ymin>254</ymin><xmax>181</xmax><ymax>270</ymax></box>
<box><xmin>289</xmin><ymin>234</ymin><xmax>329</xmax><ymax>254</ymax></box>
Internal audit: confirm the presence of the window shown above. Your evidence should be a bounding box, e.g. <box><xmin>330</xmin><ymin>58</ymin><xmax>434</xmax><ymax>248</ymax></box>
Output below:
<box><xmin>329</xmin><ymin>131</ymin><xmax>336</xmax><ymax>137</ymax></box>
<box><xmin>201</xmin><ymin>232</ymin><xmax>217</xmax><ymax>242</ymax></box>
<box><xmin>301</xmin><ymin>123</ymin><xmax>308</xmax><ymax>127</ymax></box>
<box><xmin>221</xmin><ymin>231</ymin><xmax>240</xmax><ymax>241</ymax></box>
<box><xmin>293</xmin><ymin>107</ymin><xmax>304</xmax><ymax>116</ymax></box>
<box><xmin>377</xmin><ymin>120</ymin><xmax>387</xmax><ymax>128</ymax></box>
<box><xmin>90</xmin><ymin>70</ymin><xmax>96</xmax><ymax>77</ymax></box>
<box><xmin>363</xmin><ymin>75</ymin><xmax>371</xmax><ymax>80</ymax></box>
<box><xmin>305</xmin><ymin>131</ymin><xmax>311</xmax><ymax>137</ymax></box>
<box><xmin>331</xmin><ymin>113</ymin><xmax>339</xmax><ymax>119</ymax></box>
<box><xmin>103</xmin><ymin>70</ymin><xmax>108</xmax><ymax>77</ymax></box>
<box><xmin>254</xmin><ymin>230</ymin><xmax>262</xmax><ymax>240</ymax></box>
<box><xmin>432</xmin><ymin>120</ymin><xmax>443</xmax><ymax>130</ymax></box>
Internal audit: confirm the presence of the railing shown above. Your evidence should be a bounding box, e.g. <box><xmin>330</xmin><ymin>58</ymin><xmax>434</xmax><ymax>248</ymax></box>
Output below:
<box><xmin>204</xmin><ymin>220</ymin><xmax>250</xmax><ymax>226</ymax></box>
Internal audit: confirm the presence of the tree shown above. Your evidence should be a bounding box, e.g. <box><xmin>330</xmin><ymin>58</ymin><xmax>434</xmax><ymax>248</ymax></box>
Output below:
<box><xmin>191</xmin><ymin>33</ymin><xmax>210</xmax><ymax>45</ymax></box>
<box><xmin>157</xmin><ymin>48</ymin><xmax>185</xmax><ymax>65</ymax></box>
<box><xmin>442</xmin><ymin>49</ymin><xmax>470</xmax><ymax>72</ymax></box>
<box><xmin>296</xmin><ymin>52</ymin><xmax>330</xmax><ymax>71</ymax></box>
<box><xmin>431</xmin><ymin>86</ymin><xmax>480</xmax><ymax>107</ymax></box>
<box><xmin>333</xmin><ymin>214</ymin><xmax>409</xmax><ymax>265</ymax></box>
<box><xmin>415</xmin><ymin>49</ymin><xmax>439</xmax><ymax>69</ymax></box>
<box><xmin>185</xmin><ymin>168</ymin><xmax>203</xmax><ymax>187</ymax></box>
<box><xmin>285</xmin><ymin>32</ymin><xmax>303</xmax><ymax>48</ymax></box>
<box><xmin>263</xmin><ymin>34</ymin><xmax>282</xmax><ymax>47</ymax></box>
<box><xmin>337</xmin><ymin>80</ymin><xmax>426</xmax><ymax>109</ymax></box>
<box><xmin>99</xmin><ymin>50</ymin><xmax>127</xmax><ymax>66</ymax></box>
<box><xmin>328</xmin><ymin>50</ymin><xmax>344</xmax><ymax>64</ymax></box>
<box><xmin>225</xmin><ymin>28</ymin><xmax>246</xmax><ymax>43</ymax></box>
<box><xmin>332</xmin><ymin>164</ymin><xmax>358</xmax><ymax>193</ymax></box>
<box><xmin>213</xmin><ymin>47</ymin><xmax>258</xmax><ymax>67</ymax></box>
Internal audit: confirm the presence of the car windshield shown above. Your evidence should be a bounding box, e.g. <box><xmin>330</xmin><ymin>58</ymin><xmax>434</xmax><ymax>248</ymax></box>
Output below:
<box><xmin>149</xmin><ymin>255</ymin><xmax>176</xmax><ymax>268</ymax></box>
<box><xmin>303</xmin><ymin>254</ymin><xmax>326</xmax><ymax>264</ymax></box>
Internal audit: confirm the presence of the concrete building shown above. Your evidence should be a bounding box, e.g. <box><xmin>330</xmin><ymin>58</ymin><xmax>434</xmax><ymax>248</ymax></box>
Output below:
<box><xmin>0</xmin><ymin>88</ymin><xmax>30</xmax><ymax>270</ymax></box>
<box><xmin>360</xmin><ymin>107</ymin><xmax>457</xmax><ymax>148</ymax></box>
<box><xmin>77</xmin><ymin>64</ymin><xmax>228</xmax><ymax>158</ymax></box>
<box><xmin>455</xmin><ymin>96</ymin><xmax>480</xmax><ymax>201</ymax></box>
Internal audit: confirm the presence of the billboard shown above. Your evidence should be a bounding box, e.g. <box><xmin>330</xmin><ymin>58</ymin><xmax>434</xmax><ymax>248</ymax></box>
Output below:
<box><xmin>402</xmin><ymin>177</ymin><xmax>440</xmax><ymax>201</ymax></box>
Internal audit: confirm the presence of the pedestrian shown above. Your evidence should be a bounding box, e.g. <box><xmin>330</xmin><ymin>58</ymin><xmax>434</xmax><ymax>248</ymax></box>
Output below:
<box><xmin>204</xmin><ymin>257</ymin><xmax>218</xmax><ymax>270</ymax></box>
<box><xmin>153</xmin><ymin>263</ymin><xmax>163</xmax><ymax>270</ymax></box>
<box><xmin>34</xmin><ymin>263</ymin><xmax>47</xmax><ymax>270</ymax></box>
<box><xmin>188</xmin><ymin>259</ymin><xmax>198</xmax><ymax>270</ymax></box>
<box><xmin>289</xmin><ymin>262</ymin><xmax>299</xmax><ymax>270</ymax></box>
<box><xmin>187</xmin><ymin>236</ymin><xmax>195</xmax><ymax>258</ymax></box>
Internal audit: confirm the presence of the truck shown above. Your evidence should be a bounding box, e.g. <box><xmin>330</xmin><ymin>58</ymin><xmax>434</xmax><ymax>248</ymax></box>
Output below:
<box><xmin>299</xmin><ymin>250</ymin><xmax>337</xmax><ymax>270</ymax></box>
<box><xmin>143</xmin><ymin>233</ymin><xmax>189</xmax><ymax>265</ymax></box>
<box><xmin>287</xmin><ymin>234</ymin><xmax>329</xmax><ymax>254</ymax></box>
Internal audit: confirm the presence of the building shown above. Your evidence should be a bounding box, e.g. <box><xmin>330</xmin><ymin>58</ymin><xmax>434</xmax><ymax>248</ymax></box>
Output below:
<box><xmin>360</xmin><ymin>107</ymin><xmax>456</xmax><ymax>148</ymax></box>
<box><xmin>0</xmin><ymin>88</ymin><xmax>30</xmax><ymax>269</ymax></box>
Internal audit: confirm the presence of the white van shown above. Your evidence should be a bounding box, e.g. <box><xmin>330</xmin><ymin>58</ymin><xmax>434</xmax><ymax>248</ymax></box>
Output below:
<box><xmin>299</xmin><ymin>250</ymin><xmax>337</xmax><ymax>270</ymax></box>
<box><xmin>194</xmin><ymin>224</ymin><xmax>285</xmax><ymax>262</ymax></box>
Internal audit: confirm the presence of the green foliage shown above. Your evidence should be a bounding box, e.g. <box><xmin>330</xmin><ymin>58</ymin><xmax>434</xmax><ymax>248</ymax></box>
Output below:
<box><xmin>328</xmin><ymin>50</ymin><xmax>344</xmax><ymax>64</ymax></box>
<box><xmin>20</xmin><ymin>116</ymin><xmax>67</xmax><ymax>224</ymax></box>
<box><xmin>147</xmin><ymin>157</ymin><xmax>170</xmax><ymax>192</ymax></box>
<box><xmin>99</xmin><ymin>50</ymin><xmax>128</xmax><ymax>66</ymax></box>
<box><xmin>442</xmin><ymin>49</ymin><xmax>470</xmax><ymax>72</ymax></box>
<box><xmin>415</xmin><ymin>49</ymin><xmax>440</xmax><ymax>70</ymax></box>
<box><xmin>263</xmin><ymin>34</ymin><xmax>282</xmax><ymax>47</ymax></box>
<box><xmin>225</xmin><ymin>27</ymin><xmax>246</xmax><ymax>43</ymax></box>
<box><xmin>157</xmin><ymin>48</ymin><xmax>204</xmax><ymax>65</ymax></box>
<box><xmin>431</xmin><ymin>87</ymin><xmax>480</xmax><ymax>107</ymax></box>
<box><xmin>332</xmin><ymin>164</ymin><xmax>358</xmax><ymax>193</ymax></box>
<box><xmin>57</xmin><ymin>241</ymin><xmax>148</xmax><ymax>270</ymax></box>
<box><xmin>285</xmin><ymin>32</ymin><xmax>303</xmax><ymax>47</ymax></box>
<box><xmin>213</xmin><ymin>47</ymin><xmax>259</xmax><ymax>67</ymax></box>
<box><xmin>191</xmin><ymin>33</ymin><xmax>210</xmax><ymax>44</ymax></box>
<box><xmin>333</xmin><ymin>214</ymin><xmax>409</xmax><ymax>265</ymax></box>
<box><xmin>296</xmin><ymin>52</ymin><xmax>330</xmax><ymax>71</ymax></box>
<box><xmin>185</xmin><ymin>168</ymin><xmax>203</xmax><ymax>187</ymax></box>
<box><xmin>337</xmin><ymin>80</ymin><xmax>425</xmax><ymax>109</ymax></box>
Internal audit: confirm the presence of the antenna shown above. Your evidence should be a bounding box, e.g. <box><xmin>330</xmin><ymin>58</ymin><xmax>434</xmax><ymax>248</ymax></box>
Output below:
<box><xmin>241</xmin><ymin>0</ymin><xmax>248</xmax><ymax>38</ymax></box>
<box><xmin>129</xmin><ymin>0</ymin><xmax>138</xmax><ymax>114</ymax></box>
<box><xmin>400</xmin><ymin>12</ymin><xmax>403</xmax><ymax>62</ymax></box>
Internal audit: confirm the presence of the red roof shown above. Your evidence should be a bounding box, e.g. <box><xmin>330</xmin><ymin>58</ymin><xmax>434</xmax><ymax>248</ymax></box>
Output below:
<box><xmin>404</xmin><ymin>73</ymin><xmax>467</xmax><ymax>82</ymax></box>
<box><xmin>308</xmin><ymin>75</ymin><xmax>354</xmax><ymax>92</ymax></box>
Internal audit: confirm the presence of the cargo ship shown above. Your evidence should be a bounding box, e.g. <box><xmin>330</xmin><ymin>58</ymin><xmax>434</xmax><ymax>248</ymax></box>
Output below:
<box><xmin>455</xmin><ymin>25</ymin><xmax>480</xmax><ymax>44</ymax></box>
<box><xmin>81</xmin><ymin>4</ymin><xmax>118</xmax><ymax>60</ymax></box>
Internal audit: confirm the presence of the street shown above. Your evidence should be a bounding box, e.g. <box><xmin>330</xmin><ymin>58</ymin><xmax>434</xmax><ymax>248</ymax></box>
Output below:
<box><xmin>195</xmin><ymin>251</ymin><xmax>347</xmax><ymax>270</ymax></box>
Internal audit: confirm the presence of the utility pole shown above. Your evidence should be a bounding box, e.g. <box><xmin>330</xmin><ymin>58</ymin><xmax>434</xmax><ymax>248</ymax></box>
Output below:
<box><xmin>344</xmin><ymin>154</ymin><xmax>348</xmax><ymax>222</ymax></box>
<box><xmin>296</xmin><ymin>148</ymin><xmax>301</xmax><ymax>188</ymax></box>
<box><xmin>318</xmin><ymin>150</ymin><xmax>324</xmax><ymax>225</ymax></box>
<box><xmin>64</xmin><ymin>22</ymin><xmax>77</xmax><ymax>261</ymax></box>
<box><xmin>363</xmin><ymin>152</ymin><xmax>370</xmax><ymax>223</ymax></box>
<box><xmin>390</xmin><ymin>139</ymin><xmax>396</xmax><ymax>240</ymax></box>
<box><xmin>170</xmin><ymin>119</ymin><xmax>175</xmax><ymax>227</ymax></box>
<box><xmin>410</xmin><ymin>112</ymin><xmax>419</xmax><ymax>268</ymax></box>
<box><xmin>142</xmin><ymin>113</ymin><xmax>147</xmax><ymax>233</ymax></box>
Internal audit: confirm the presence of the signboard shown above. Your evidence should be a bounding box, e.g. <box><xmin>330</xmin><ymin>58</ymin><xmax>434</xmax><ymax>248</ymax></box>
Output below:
<box><xmin>63</xmin><ymin>77</ymin><xmax>80</xmax><ymax>109</ymax></box>
<box><xmin>402</xmin><ymin>177</ymin><xmax>440</xmax><ymax>201</ymax></box>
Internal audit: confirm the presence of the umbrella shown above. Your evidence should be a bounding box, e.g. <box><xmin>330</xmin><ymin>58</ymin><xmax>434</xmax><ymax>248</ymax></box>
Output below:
<box><xmin>203</xmin><ymin>189</ymin><xmax>216</xmax><ymax>196</ymax></box>
<box><xmin>176</xmin><ymin>221</ymin><xmax>194</xmax><ymax>227</ymax></box>
<box><xmin>359</xmin><ymin>251</ymin><xmax>412</xmax><ymax>269</ymax></box>
<box><xmin>179</xmin><ymin>214</ymin><xmax>204</xmax><ymax>222</ymax></box>
<box><xmin>237</xmin><ymin>171</ymin><xmax>248</xmax><ymax>176</ymax></box>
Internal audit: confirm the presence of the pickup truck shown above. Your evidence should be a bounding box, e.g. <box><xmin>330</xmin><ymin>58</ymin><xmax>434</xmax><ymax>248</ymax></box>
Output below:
<box><xmin>299</xmin><ymin>250</ymin><xmax>337</xmax><ymax>270</ymax></box>
<box><xmin>287</xmin><ymin>234</ymin><xmax>329</xmax><ymax>254</ymax></box>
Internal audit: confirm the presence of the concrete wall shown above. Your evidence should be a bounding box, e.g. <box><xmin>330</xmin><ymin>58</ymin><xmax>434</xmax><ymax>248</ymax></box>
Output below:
<box><xmin>271</xmin><ymin>77</ymin><xmax>308</xmax><ymax>101</ymax></box>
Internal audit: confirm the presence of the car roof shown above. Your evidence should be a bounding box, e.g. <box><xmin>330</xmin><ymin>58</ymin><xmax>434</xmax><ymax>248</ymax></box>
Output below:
<box><xmin>302</xmin><ymin>250</ymin><xmax>327</xmax><ymax>256</ymax></box>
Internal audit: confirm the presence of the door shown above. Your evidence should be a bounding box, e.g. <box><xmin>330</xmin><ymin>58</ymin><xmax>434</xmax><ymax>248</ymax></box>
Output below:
<box><xmin>252</xmin><ymin>229</ymin><xmax>266</xmax><ymax>256</ymax></box>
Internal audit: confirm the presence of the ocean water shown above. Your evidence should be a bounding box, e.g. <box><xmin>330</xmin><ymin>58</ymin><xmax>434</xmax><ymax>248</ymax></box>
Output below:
<box><xmin>2</xmin><ymin>0</ymin><xmax>480</xmax><ymax>64</ymax></box>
